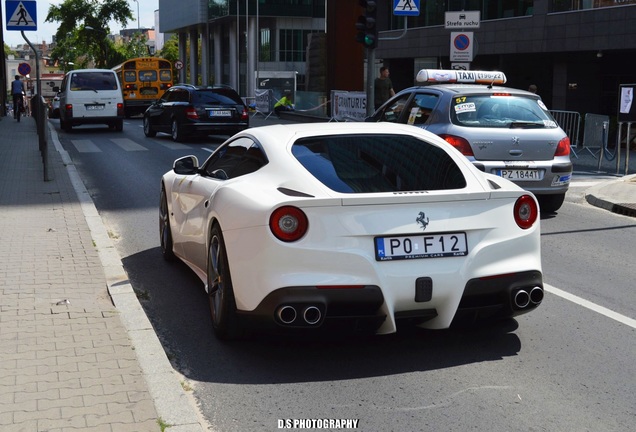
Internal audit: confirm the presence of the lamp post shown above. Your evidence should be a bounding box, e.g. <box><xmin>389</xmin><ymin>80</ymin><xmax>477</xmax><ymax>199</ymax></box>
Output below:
<box><xmin>133</xmin><ymin>0</ymin><xmax>140</xmax><ymax>30</ymax></box>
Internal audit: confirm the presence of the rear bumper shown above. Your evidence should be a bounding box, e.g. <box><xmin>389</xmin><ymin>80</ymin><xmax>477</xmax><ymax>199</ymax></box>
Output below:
<box><xmin>474</xmin><ymin>161</ymin><xmax>572</xmax><ymax>194</ymax></box>
<box><xmin>183</xmin><ymin>121</ymin><xmax>249</xmax><ymax>135</ymax></box>
<box><xmin>66</xmin><ymin>115</ymin><xmax>123</xmax><ymax>126</ymax></box>
<box><xmin>452</xmin><ymin>270</ymin><xmax>544</xmax><ymax>325</ymax></box>
<box><xmin>238</xmin><ymin>270</ymin><xmax>543</xmax><ymax>335</ymax></box>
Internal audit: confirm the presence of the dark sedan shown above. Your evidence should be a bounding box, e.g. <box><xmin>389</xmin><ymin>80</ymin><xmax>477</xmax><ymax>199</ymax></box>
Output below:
<box><xmin>143</xmin><ymin>84</ymin><xmax>249</xmax><ymax>141</ymax></box>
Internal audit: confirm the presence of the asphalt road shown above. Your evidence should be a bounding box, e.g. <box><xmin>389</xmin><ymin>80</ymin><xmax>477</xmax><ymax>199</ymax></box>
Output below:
<box><xmin>54</xmin><ymin>117</ymin><xmax>636</xmax><ymax>432</ymax></box>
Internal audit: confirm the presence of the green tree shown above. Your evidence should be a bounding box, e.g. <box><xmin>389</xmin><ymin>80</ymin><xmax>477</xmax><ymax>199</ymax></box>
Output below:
<box><xmin>4</xmin><ymin>43</ymin><xmax>16</xmax><ymax>58</ymax></box>
<box><xmin>45</xmin><ymin>0</ymin><xmax>133</xmax><ymax>68</ymax></box>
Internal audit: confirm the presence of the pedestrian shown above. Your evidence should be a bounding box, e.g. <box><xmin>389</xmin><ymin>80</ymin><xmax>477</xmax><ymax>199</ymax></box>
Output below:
<box><xmin>274</xmin><ymin>90</ymin><xmax>294</xmax><ymax>116</ymax></box>
<box><xmin>11</xmin><ymin>75</ymin><xmax>25</xmax><ymax>121</ymax></box>
<box><xmin>374</xmin><ymin>66</ymin><xmax>395</xmax><ymax>110</ymax></box>
<box><xmin>528</xmin><ymin>84</ymin><xmax>538</xmax><ymax>94</ymax></box>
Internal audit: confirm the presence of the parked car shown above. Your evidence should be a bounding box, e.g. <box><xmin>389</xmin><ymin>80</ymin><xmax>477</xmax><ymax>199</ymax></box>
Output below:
<box><xmin>160</xmin><ymin>122</ymin><xmax>543</xmax><ymax>340</ymax></box>
<box><xmin>367</xmin><ymin>69</ymin><xmax>572</xmax><ymax>213</ymax></box>
<box><xmin>143</xmin><ymin>84</ymin><xmax>249</xmax><ymax>141</ymax></box>
<box><xmin>58</xmin><ymin>68</ymin><xmax>124</xmax><ymax>131</ymax></box>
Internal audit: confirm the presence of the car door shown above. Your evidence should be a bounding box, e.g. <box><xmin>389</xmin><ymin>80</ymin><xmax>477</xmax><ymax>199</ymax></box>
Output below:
<box><xmin>146</xmin><ymin>90</ymin><xmax>172</xmax><ymax>132</ymax></box>
<box><xmin>176</xmin><ymin>137</ymin><xmax>262</xmax><ymax>273</ymax></box>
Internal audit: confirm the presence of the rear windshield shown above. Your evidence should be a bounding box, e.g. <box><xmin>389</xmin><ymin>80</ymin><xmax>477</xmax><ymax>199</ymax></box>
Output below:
<box><xmin>193</xmin><ymin>89</ymin><xmax>244</xmax><ymax>105</ymax></box>
<box><xmin>70</xmin><ymin>72</ymin><xmax>118</xmax><ymax>91</ymax></box>
<box><xmin>451</xmin><ymin>95</ymin><xmax>558</xmax><ymax>129</ymax></box>
<box><xmin>292</xmin><ymin>134</ymin><xmax>466</xmax><ymax>193</ymax></box>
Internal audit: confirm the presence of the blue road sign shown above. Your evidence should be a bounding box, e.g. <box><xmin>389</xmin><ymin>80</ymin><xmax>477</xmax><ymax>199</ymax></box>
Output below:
<box><xmin>6</xmin><ymin>1</ymin><xmax>38</xmax><ymax>31</ymax></box>
<box><xmin>394</xmin><ymin>0</ymin><xmax>420</xmax><ymax>17</ymax></box>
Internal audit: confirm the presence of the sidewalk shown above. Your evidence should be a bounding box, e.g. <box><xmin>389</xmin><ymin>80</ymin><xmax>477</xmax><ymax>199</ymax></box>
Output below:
<box><xmin>0</xmin><ymin>116</ymin><xmax>206</xmax><ymax>432</ymax></box>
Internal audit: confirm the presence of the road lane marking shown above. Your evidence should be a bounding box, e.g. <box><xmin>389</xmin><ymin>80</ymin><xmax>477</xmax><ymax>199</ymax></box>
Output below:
<box><xmin>544</xmin><ymin>283</ymin><xmax>636</xmax><ymax>329</ymax></box>
<box><xmin>110</xmin><ymin>138</ymin><xmax>148</xmax><ymax>151</ymax></box>
<box><xmin>71</xmin><ymin>139</ymin><xmax>101</xmax><ymax>153</ymax></box>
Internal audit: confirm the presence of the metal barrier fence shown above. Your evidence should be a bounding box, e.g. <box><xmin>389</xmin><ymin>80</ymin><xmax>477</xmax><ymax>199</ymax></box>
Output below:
<box><xmin>582</xmin><ymin>113</ymin><xmax>610</xmax><ymax>159</ymax></box>
<box><xmin>549</xmin><ymin>110</ymin><xmax>581</xmax><ymax>158</ymax></box>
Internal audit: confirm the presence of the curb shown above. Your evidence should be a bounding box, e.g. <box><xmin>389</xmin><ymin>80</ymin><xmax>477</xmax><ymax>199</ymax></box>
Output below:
<box><xmin>48</xmin><ymin>121</ymin><xmax>208</xmax><ymax>432</ymax></box>
<box><xmin>584</xmin><ymin>175</ymin><xmax>636</xmax><ymax>218</ymax></box>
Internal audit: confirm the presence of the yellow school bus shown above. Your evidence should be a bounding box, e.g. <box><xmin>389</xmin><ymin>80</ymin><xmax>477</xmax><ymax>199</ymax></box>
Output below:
<box><xmin>112</xmin><ymin>57</ymin><xmax>173</xmax><ymax>117</ymax></box>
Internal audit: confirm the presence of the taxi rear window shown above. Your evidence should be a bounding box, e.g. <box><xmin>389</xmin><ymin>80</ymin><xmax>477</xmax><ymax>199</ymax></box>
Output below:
<box><xmin>292</xmin><ymin>134</ymin><xmax>466</xmax><ymax>193</ymax></box>
<box><xmin>451</xmin><ymin>95</ymin><xmax>557</xmax><ymax>128</ymax></box>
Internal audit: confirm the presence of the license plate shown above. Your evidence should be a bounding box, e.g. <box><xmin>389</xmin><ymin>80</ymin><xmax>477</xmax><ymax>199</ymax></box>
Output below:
<box><xmin>375</xmin><ymin>232</ymin><xmax>468</xmax><ymax>261</ymax></box>
<box><xmin>209</xmin><ymin>110</ymin><xmax>232</xmax><ymax>117</ymax></box>
<box><xmin>86</xmin><ymin>104</ymin><xmax>104</xmax><ymax>110</ymax></box>
<box><xmin>498</xmin><ymin>169</ymin><xmax>542</xmax><ymax>181</ymax></box>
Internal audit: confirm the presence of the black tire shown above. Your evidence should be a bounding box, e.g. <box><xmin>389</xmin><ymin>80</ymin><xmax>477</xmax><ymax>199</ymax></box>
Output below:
<box><xmin>159</xmin><ymin>187</ymin><xmax>176</xmax><ymax>261</ymax></box>
<box><xmin>208</xmin><ymin>224</ymin><xmax>241</xmax><ymax>340</ymax></box>
<box><xmin>113</xmin><ymin>119</ymin><xmax>123</xmax><ymax>132</ymax></box>
<box><xmin>538</xmin><ymin>193</ymin><xmax>565</xmax><ymax>214</ymax></box>
<box><xmin>143</xmin><ymin>116</ymin><xmax>156</xmax><ymax>137</ymax></box>
<box><xmin>171</xmin><ymin>119</ymin><xmax>185</xmax><ymax>142</ymax></box>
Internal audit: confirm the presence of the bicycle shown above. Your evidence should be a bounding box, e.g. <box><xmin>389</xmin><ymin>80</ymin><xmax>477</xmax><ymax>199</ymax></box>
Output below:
<box><xmin>13</xmin><ymin>94</ymin><xmax>23</xmax><ymax>122</ymax></box>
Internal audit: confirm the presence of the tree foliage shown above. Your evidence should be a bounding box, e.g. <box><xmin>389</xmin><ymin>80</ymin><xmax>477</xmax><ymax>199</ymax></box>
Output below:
<box><xmin>45</xmin><ymin>0</ymin><xmax>133</xmax><ymax>68</ymax></box>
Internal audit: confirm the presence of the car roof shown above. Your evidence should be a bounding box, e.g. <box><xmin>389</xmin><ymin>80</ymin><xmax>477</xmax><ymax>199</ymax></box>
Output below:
<box><xmin>172</xmin><ymin>84</ymin><xmax>236</xmax><ymax>91</ymax></box>
<box><xmin>398</xmin><ymin>84</ymin><xmax>538</xmax><ymax>97</ymax></box>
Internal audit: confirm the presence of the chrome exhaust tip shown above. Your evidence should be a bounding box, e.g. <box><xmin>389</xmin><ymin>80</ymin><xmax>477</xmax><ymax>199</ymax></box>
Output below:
<box><xmin>529</xmin><ymin>286</ymin><xmax>544</xmax><ymax>305</ymax></box>
<box><xmin>303</xmin><ymin>306</ymin><xmax>322</xmax><ymax>325</ymax></box>
<box><xmin>277</xmin><ymin>305</ymin><xmax>297</xmax><ymax>324</ymax></box>
<box><xmin>514</xmin><ymin>290</ymin><xmax>530</xmax><ymax>309</ymax></box>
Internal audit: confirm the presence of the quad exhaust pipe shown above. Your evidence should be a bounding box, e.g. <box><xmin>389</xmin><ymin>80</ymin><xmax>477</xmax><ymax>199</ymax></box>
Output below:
<box><xmin>513</xmin><ymin>286</ymin><xmax>544</xmax><ymax>309</ymax></box>
<box><xmin>276</xmin><ymin>305</ymin><xmax>323</xmax><ymax>326</ymax></box>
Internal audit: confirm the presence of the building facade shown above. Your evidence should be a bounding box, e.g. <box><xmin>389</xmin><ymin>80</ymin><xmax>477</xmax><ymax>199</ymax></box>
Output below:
<box><xmin>374</xmin><ymin>0</ymin><xmax>636</xmax><ymax>118</ymax></box>
<box><xmin>158</xmin><ymin>0</ymin><xmax>326</xmax><ymax>98</ymax></box>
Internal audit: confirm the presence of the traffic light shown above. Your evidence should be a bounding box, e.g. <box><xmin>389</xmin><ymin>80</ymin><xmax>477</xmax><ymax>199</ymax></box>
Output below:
<box><xmin>355</xmin><ymin>0</ymin><xmax>377</xmax><ymax>50</ymax></box>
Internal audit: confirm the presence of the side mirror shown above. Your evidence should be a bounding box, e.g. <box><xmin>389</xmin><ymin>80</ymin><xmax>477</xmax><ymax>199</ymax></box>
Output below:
<box><xmin>173</xmin><ymin>155</ymin><xmax>199</xmax><ymax>175</ymax></box>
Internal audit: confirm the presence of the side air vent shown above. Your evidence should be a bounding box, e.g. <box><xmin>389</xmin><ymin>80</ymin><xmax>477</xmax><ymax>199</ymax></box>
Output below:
<box><xmin>277</xmin><ymin>187</ymin><xmax>314</xmax><ymax>198</ymax></box>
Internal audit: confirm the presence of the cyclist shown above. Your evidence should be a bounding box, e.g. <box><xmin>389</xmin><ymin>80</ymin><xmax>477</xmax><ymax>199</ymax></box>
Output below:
<box><xmin>11</xmin><ymin>75</ymin><xmax>25</xmax><ymax>122</ymax></box>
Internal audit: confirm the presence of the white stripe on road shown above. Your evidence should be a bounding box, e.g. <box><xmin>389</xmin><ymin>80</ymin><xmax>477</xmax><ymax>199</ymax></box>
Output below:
<box><xmin>110</xmin><ymin>138</ymin><xmax>148</xmax><ymax>151</ymax></box>
<box><xmin>544</xmin><ymin>283</ymin><xmax>636</xmax><ymax>329</ymax></box>
<box><xmin>71</xmin><ymin>139</ymin><xmax>101</xmax><ymax>153</ymax></box>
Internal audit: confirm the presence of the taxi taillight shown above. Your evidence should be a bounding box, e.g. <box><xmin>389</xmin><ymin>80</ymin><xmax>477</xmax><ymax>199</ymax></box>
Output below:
<box><xmin>555</xmin><ymin>136</ymin><xmax>571</xmax><ymax>156</ymax></box>
<box><xmin>439</xmin><ymin>134</ymin><xmax>474</xmax><ymax>157</ymax></box>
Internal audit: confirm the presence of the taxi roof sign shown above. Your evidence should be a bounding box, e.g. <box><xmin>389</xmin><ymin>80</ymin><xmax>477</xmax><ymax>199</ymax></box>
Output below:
<box><xmin>416</xmin><ymin>69</ymin><xmax>507</xmax><ymax>85</ymax></box>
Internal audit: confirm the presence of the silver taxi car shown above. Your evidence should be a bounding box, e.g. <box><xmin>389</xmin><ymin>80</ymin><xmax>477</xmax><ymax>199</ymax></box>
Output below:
<box><xmin>367</xmin><ymin>69</ymin><xmax>572</xmax><ymax>213</ymax></box>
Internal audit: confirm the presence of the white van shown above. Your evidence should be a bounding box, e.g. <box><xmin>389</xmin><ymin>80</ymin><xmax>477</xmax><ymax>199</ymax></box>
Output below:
<box><xmin>58</xmin><ymin>69</ymin><xmax>124</xmax><ymax>132</ymax></box>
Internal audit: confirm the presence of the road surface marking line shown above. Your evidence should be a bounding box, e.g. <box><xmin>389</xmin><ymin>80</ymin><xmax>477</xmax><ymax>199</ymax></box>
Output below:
<box><xmin>544</xmin><ymin>284</ymin><xmax>636</xmax><ymax>329</ymax></box>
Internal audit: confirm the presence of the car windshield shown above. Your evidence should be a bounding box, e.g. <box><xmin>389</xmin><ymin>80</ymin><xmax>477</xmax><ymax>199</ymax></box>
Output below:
<box><xmin>292</xmin><ymin>134</ymin><xmax>466</xmax><ymax>193</ymax></box>
<box><xmin>194</xmin><ymin>89</ymin><xmax>243</xmax><ymax>105</ymax></box>
<box><xmin>70</xmin><ymin>72</ymin><xmax>118</xmax><ymax>91</ymax></box>
<box><xmin>451</xmin><ymin>95</ymin><xmax>558</xmax><ymax>128</ymax></box>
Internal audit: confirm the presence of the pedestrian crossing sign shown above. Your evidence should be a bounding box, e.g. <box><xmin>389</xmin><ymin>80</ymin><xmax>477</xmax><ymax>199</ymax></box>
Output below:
<box><xmin>393</xmin><ymin>0</ymin><xmax>420</xmax><ymax>16</ymax></box>
<box><xmin>5</xmin><ymin>0</ymin><xmax>38</xmax><ymax>31</ymax></box>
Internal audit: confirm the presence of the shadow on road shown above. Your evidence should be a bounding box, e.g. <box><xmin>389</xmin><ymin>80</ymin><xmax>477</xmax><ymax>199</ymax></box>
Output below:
<box><xmin>122</xmin><ymin>247</ymin><xmax>522</xmax><ymax>386</ymax></box>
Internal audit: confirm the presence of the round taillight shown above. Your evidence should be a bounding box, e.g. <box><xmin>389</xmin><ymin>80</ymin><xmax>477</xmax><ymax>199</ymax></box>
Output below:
<box><xmin>269</xmin><ymin>206</ymin><xmax>308</xmax><ymax>242</ymax></box>
<box><xmin>514</xmin><ymin>195</ymin><xmax>538</xmax><ymax>229</ymax></box>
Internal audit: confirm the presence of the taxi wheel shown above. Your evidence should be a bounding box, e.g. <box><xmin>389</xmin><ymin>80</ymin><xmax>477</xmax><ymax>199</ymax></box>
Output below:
<box><xmin>538</xmin><ymin>193</ymin><xmax>565</xmax><ymax>214</ymax></box>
